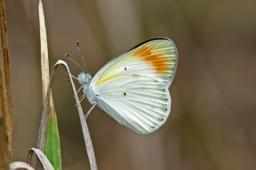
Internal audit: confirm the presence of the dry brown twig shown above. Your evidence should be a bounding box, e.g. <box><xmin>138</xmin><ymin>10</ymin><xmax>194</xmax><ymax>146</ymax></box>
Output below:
<box><xmin>0</xmin><ymin>0</ymin><xmax>13</xmax><ymax>169</ymax></box>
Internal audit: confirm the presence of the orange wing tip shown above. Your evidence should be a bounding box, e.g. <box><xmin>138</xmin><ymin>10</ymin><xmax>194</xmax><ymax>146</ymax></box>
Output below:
<box><xmin>132</xmin><ymin>46</ymin><xmax>170</xmax><ymax>75</ymax></box>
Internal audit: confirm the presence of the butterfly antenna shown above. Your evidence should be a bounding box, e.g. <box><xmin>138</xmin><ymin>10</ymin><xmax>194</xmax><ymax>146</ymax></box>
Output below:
<box><xmin>76</xmin><ymin>40</ymin><xmax>88</xmax><ymax>73</ymax></box>
<box><xmin>65</xmin><ymin>52</ymin><xmax>85</xmax><ymax>72</ymax></box>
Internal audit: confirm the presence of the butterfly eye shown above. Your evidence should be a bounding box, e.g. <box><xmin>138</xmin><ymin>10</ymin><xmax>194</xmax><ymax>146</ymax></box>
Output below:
<box><xmin>123</xmin><ymin>92</ymin><xmax>127</xmax><ymax>96</ymax></box>
<box><xmin>124</xmin><ymin>67</ymin><xmax>127</xmax><ymax>70</ymax></box>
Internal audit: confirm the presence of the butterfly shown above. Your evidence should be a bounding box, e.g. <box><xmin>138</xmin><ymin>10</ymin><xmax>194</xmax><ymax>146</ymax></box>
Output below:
<box><xmin>77</xmin><ymin>38</ymin><xmax>178</xmax><ymax>134</ymax></box>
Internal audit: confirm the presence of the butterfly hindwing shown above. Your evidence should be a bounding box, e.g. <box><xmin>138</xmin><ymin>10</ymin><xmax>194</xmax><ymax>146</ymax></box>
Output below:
<box><xmin>89</xmin><ymin>38</ymin><xmax>178</xmax><ymax>134</ymax></box>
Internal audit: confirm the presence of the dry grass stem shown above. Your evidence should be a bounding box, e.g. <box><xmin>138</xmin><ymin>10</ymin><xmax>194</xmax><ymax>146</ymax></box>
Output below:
<box><xmin>0</xmin><ymin>0</ymin><xmax>13</xmax><ymax>169</ymax></box>
<box><xmin>37</xmin><ymin>0</ymin><xmax>56</xmax><ymax>151</ymax></box>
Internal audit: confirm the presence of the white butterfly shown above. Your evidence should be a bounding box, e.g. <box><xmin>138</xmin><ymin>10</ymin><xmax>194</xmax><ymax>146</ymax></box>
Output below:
<box><xmin>77</xmin><ymin>38</ymin><xmax>178</xmax><ymax>134</ymax></box>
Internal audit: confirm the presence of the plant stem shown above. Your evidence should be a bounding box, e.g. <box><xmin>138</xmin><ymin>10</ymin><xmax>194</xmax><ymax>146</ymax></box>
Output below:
<box><xmin>37</xmin><ymin>0</ymin><xmax>56</xmax><ymax>151</ymax></box>
<box><xmin>0</xmin><ymin>0</ymin><xmax>13</xmax><ymax>169</ymax></box>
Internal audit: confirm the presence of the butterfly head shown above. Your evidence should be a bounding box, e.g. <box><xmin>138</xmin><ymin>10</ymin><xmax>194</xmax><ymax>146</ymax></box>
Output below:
<box><xmin>77</xmin><ymin>72</ymin><xmax>92</xmax><ymax>86</ymax></box>
<box><xmin>77</xmin><ymin>72</ymin><xmax>97</xmax><ymax>104</ymax></box>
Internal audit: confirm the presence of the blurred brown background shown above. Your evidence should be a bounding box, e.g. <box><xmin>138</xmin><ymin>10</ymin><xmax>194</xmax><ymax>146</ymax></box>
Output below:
<box><xmin>6</xmin><ymin>0</ymin><xmax>256</xmax><ymax>169</ymax></box>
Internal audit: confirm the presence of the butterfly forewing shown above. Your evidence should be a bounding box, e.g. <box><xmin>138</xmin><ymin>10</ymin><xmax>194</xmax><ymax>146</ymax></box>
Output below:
<box><xmin>89</xmin><ymin>38</ymin><xmax>178</xmax><ymax>134</ymax></box>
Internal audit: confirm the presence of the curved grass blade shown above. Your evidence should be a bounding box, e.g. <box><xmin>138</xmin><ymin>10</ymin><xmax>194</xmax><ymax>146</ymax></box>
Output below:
<box><xmin>9</xmin><ymin>161</ymin><xmax>35</xmax><ymax>170</ymax></box>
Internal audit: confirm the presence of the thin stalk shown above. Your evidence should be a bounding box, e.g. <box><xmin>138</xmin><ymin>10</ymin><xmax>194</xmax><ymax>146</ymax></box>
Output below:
<box><xmin>0</xmin><ymin>0</ymin><xmax>13</xmax><ymax>169</ymax></box>
<box><xmin>37</xmin><ymin>0</ymin><xmax>56</xmax><ymax>151</ymax></box>
<box><xmin>37</xmin><ymin>1</ymin><xmax>62</xmax><ymax>169</ymax></box>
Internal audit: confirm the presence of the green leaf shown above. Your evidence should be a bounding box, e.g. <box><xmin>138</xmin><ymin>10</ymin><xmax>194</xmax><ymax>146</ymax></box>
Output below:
<box><xmin>45</xmin><ymin>110</ymin><xmax>62</xmax><ymax>170</ymax></box>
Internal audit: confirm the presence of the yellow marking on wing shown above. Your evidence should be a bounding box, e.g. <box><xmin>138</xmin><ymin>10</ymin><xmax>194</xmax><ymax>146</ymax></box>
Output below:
<box><xmin>133</xmin><ymin>46</ymin><xmax>169</xmax><ymax>74</ymax></box>
<box><xmin>96</xmin><ymin>76</ymin><xmax>115</xmax><ymax>86</ymax></box>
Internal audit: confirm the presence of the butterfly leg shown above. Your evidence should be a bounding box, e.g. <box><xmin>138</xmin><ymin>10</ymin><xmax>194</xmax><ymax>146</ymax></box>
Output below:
<box><xmin>75</xmin><ymin>95</ymin><xmax>85</xmax><ymax>108</ymax></box>
<box><xmin>76</xmin><ymin>86</ymin><xmax>83</xmax><ymax>95</ymax></box>
<box><xmin>84</xmin><ymin>103</ymin><xmax>96</xmax><ymax>119</ymax></box>
<box><xmin>63</xmin><ymin>70</ymin><xmax>79</xmax><ymax>84</ymax></box>
<box><xmin>78</xmin><ymin>94</ymin><xmax>85</xmax><ymax>103</ymax></box>
<box><xmin>71</xmin><ymin>74</ymin><xmax>79</xmax><ymax>81</ymax></box>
